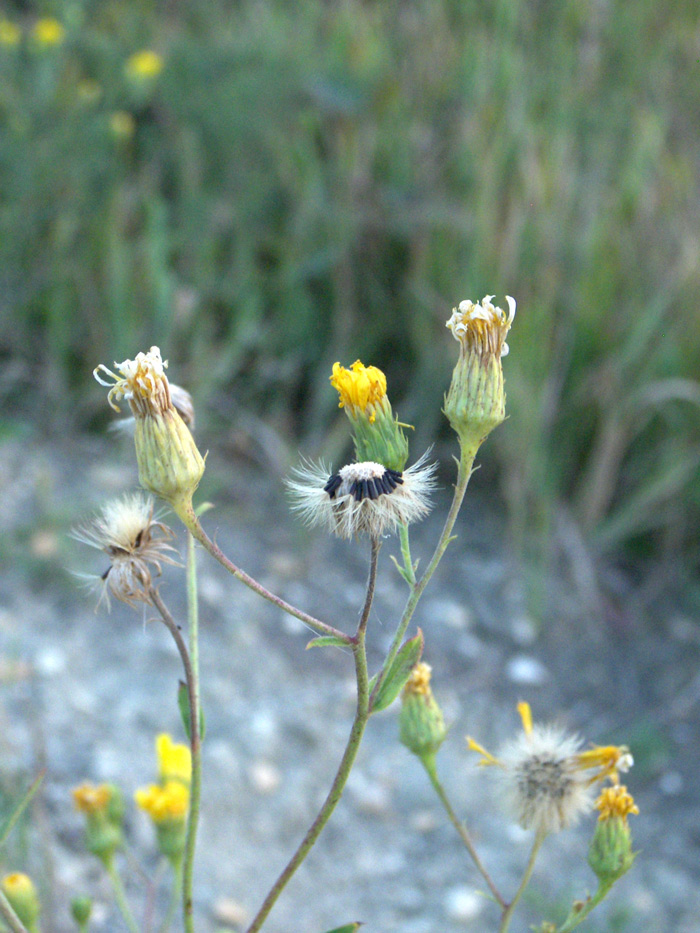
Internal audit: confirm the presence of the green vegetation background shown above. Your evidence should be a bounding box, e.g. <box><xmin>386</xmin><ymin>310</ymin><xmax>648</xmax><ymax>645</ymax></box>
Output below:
<box><xmin>1</xmin><ymin>0</ymin><xmax>698</xmax><ymax>593</ymax></box>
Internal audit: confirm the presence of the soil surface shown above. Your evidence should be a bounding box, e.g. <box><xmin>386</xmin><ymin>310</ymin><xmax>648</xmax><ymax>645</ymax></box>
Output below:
<box><xmin>1</xmin><ymin>433</ymin><xmax>699</xmax><ymax>933</ymax></box>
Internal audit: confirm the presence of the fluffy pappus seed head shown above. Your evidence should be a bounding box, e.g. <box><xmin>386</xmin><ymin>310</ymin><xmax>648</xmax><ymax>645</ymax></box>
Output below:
<box><xmin>94</xmin><ymin>347</ymin><xmax>205</xmax><ymax>511</ymax></box>
<box><xmin>467</xmin><ymin>702</ymin><xmax>633</xmax><ymax>837</ymax></box>
<box><xmin>72</xmin><ymin>493</ymin><xmax>179</xmax><ymax>609</ymax></box>
<box><xmin>499</xmin><ymin>724</ymin><xmax>593</xmax><ymax>836</ymax></box>
<box><xmin>287</xmin><ymin>453</ymin><xmax>436</xmax><ymax>539</ymax></box>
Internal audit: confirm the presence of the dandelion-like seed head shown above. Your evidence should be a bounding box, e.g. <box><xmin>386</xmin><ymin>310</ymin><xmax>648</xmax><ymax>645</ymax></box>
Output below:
<box><xmin>73</xmin><ymin>493</ymin><xmax>178</xmax><ymax>609</ymax></box>
<box><xmin>467</xmin><ymin>702</ymin><xmax>633</xmax><ymax>837</ymax></box>
<box><xmin>446</xmin><ymin>295</ymin><xmax>516</xmax><ymax>360</ymax></box>
<box><xmin>287</xmin><ymin>454</ymin><xmax>435</xmax><ymax>540</ymax></box>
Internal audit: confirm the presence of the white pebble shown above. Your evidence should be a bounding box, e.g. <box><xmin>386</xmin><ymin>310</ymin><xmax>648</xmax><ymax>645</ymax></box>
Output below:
<box><xmin>444</xmin><ymin>886</ymin><xmax>484</xmax><ymax>922</ymax></box>
<box><xmin>505</xmin><ymin>655</ymin><xmax>548</xmax><ymax>686</ymax></box>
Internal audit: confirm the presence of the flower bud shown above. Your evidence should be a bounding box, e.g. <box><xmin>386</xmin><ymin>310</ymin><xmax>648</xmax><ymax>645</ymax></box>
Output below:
<box><xmin>444</xmin><ymin>296</ymin><xmax>515</xmax><ymax>453</ymax></box>
<box><xmin>330</xmin><ymin>360</ymin><xmax>409</xmax><ymax>471</ymax></box>
<box><xmin>94</xmin><ymin>347</ymin><xmax>205</xmax><ymax>514</ymax></box>
<box><xmin>399</xmin><ymin>663</ymin><xmax>446</xmax><ymax>762</ymax></box>
<box><xmin>1</xmin><ymin>873</ymin><xmax>40</xmax><ymax>930</ymax></box>
<box><xmin>588</xmin><ymin>784</ymin><xmax>638</xmax><ymax>885</ymax></box>
<box><xmin>72</xmin><ymin>782</ymin><xmax>124</xmax><ymax>864</ymax></box>
<box><xmin>71</xmin><ymin>896</ymin><xmax>92</xmax><ymax>928</ymax></box>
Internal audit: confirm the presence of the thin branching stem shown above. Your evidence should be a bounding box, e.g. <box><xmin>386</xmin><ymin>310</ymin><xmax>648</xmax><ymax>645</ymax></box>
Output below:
<box><xmin>499</xmin><ymin>829</ymin><xmax>547</xmax><ymax>933</ymax></box>
<box><xmin>175</xmin><ymin>502</ymin><xmax>351</xmax><ymax>643</ymax></box>
<box><xmin>182</xmin><ymin>532</ymin><xmax>202</xmax><ymax>933</ymax></box>
<box><xmin>555</xmin><ymin>881</ymin><xmax>613</xmax><ymax>932</ymax></box>
<box><xmin>105</xmin><ymin>856</ymin><xmax>140</xmax><ymax>933</ymax></box>
<box><xmin>244</xmin><ymin>539</ymin><xmax>379</xmax><ymax>933</ymax></box>
<box><xmin>370</xmin><ymin>442</ymin><xmax>478</xmax><ymax>709</ymax></box>
<box><xmin>422</xmin><ymin>756</ymin><xmax>505</xmax><ymax>908</ymax></box>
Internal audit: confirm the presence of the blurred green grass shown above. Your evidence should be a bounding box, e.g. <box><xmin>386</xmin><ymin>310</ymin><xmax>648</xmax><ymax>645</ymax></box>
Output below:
<box><xmin>1</xmin><ymin>0</ymin><xmax>698</xmax><ymax>589</ymax></box>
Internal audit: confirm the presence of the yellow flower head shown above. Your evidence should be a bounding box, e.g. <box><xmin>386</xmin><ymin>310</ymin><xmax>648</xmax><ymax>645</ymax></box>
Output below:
<box><xmin>330</xmin><ymin>360</ymin><xmax>387</xmax><ymax>422</ymax></box>
<box><xmin>32</xmin><ymin>18</ymin><xmax>65</xmax><ymax>46</ymax></box>
<box><xmin>72</xmin><ymin>782</ymin><xmax>112</xmax><ymax>815</ymax></box>
<box><xmin>576</xmin><ymin>744</ymin><xmax>634</xmax><ymax>786</ymax></box>
<box><xmin>156</xmin><ymin>733</ymin><xmax>191</xmax><ymax>786</ymax></box>
<box><xmin>135</xmin><ymin>781</ymin><xmax>189</xmax><ymax>823</ymax></box>
<box><xmin>0</xmin><ymin>20</ymin><xmax>21</xmax><ymax>46</ymax></box>
<box><xmin>1</xmin><ymin>873</ymin><xmax>40</xmax><ymax>928</ymax></box>
<box><xmin>126</xmin><ymin>49</ymin><xmax>164</xmax><ymax>81</ymax></box>
<box><xmin>594</xmin><ymin>784</ymin><xmax>639</xmax><ymax>824</ymax></box>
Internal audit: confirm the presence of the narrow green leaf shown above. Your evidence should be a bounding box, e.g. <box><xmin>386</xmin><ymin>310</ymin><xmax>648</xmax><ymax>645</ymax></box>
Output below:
<box><xmin>178</xmin><ymin>680</ymin><xmax>206</xmax><ymax>742</ymax></box>
<box><xmin>0</xmin><ymin>770</ymin><xmax>45</xmax><ymax>849</ymax></box>
<box><xmin>305</xmin><ymin>635</ymin><xmax>350</xmax><ymax>650</ymax></box>
<box><xmin>320</xmin><ymin>924</ymin><xmax>362</xmax><ymax>933</ymax></box>
<box><xmin>372</xmin><ymin>628</ymin><xmax>424</xmax><ymax>713</ymax></box>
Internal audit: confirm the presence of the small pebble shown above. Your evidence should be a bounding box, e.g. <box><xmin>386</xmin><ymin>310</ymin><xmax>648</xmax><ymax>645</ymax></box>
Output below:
<box><xmin>35</xmin><ymin>646</ymin><xmax>67</xmax><ymax>676</ymax></box>
<box><xmin>212</xmin><ymin>897</ymin><xmax>248</xmax><ymax>928</ymax></box>
<box><xmin>505</xmin><ymin>654</ymin><xmax>548</xmax><ymax>686</ymax></box>
<box><xmin>659</xmin><ymin>771</ymin><xmax>683</xmax><ymax>795</ymax></box>
<box><xmin>248</xmin><ymin>760</ymin><xmax>281</xmax><ymax>795</ymax></box>
<box><xmin>444</xmin><ymin>886</ymin><xmax>483</xmax><ymax>922</ymax></box>
<box><xmin>410</xmin><ymin>809</ymin><xmax>438</xmax><ymax>834</ymax></box>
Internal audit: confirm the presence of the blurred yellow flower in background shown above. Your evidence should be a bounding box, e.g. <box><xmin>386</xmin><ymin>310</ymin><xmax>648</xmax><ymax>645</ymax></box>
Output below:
<box><xmin>0</xmin><ymin>19</ymin><xmax>21</xmax><ymax>46</ymax></box>
<box><xmin>109</xmin><ymin>110</ymin><xmax>136</xmax><ymax>139</ymax></box>
<box><xmin>126</xmin><ymin>49</ymin><xmax>164</xmax><ymax>80</ymax></box>
<box><xmin>32</xmin><ymin>18</ymin><xmax>65</xmax><ymax>46</ymax></box>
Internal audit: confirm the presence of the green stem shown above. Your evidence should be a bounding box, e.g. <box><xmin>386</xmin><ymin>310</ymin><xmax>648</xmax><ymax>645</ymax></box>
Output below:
<box><xmin>104</xmin><ymin>857</ymin><xmax>140</xmax><ymax>933</ymax></box>
<box><xmin>176</xmin><ymin>502</ymin><xmax>351</xmax><ymax>644</ymax></box>
<box><xmin>0</xmin><ymin>890</ymin><xmax>29</xmax><ymax>933</ymax></box>
<box><xmin>499</xmin><ymin>829</ymin><xmax>547</xmax><ymax>933</ymax></box>
<box><xmin>398</xmin><ymin>522</ymin><xmax>416</xmax><ymax>585</ymax></box>
<box><xmin>158</xmin><ymin>858</ymin><xmax>183</xmax><ymax>933</ymax></box>
<box><xmin>422</xmin><ymin>756</ymin><xmax>505</xmax><ymax>908</ymax></box>
<box><xmin>182</xmin><ymin>532</ymin><xmax>202</xmax><ymax>933</ymax></box>
<box><xmin>244</xmin><ymin>539</ymin><xmax>378</xmax><ymax>933</ymax></box>
<box><xmin>370</xmin><ymin>443</ymin><xmax>477</xmax><ymax>710</ymax></box>
<box><xmin>555</xmin><ymin>882</ymin><xmax>612</xmax><ymax>932</ymax></box>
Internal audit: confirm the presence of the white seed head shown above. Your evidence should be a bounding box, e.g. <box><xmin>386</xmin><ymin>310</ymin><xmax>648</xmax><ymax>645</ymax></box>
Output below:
<box><xmin>287</xmin><ymin>453</ymin><xmax>436</xmax><ymax>539</ymax></box>
<box><xmin>73</xmin><ymin>493</ymin><xmax>179</xmax><ymax>608</ymax></box>
<box><xmin>499</xmin><ymin>724</ymin><xmax>593</xmax><ymax>835</ymax></box>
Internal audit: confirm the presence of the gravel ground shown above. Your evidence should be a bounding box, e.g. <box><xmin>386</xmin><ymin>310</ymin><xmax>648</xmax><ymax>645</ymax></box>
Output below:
<box><xmin>1</xmin><ymin>433</ymin><xmax>699</xmax><ymax>933</ymax></box>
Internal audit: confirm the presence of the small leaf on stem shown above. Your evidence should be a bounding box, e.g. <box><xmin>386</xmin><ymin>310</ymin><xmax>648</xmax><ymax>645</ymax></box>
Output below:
<box><xmin>372</xmin><ymin>628</ymin><xmax>424</xmax><ymax>713</ymax></box>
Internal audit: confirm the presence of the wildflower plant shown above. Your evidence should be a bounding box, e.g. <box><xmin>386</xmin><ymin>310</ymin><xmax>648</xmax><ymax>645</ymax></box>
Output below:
<box><xmin>5</xmin><ymin>293</ymin><xmax>636</xmax><ymax>933</ymax></box>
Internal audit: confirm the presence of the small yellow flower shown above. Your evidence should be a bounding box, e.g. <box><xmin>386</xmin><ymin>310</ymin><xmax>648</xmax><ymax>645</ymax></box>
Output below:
<box><xmin>156</xmin><ymin>733</ymin><xmax>191</xmax><ymax>786</ymax></box>
<box><xmin>32</xmin><ymin>18</ymin><xmax>65</xmax><ymax>46</ymax></box>
<box><xmin>0</xmin><ymin>20</ymin><xmax>21</xmax><ymax>46</ymax></box>
<box><xmin>594</xmin><ymin>784</ymin><xmax>639</xmax><ymax>824</ymax></box>
<box><xmin>135</xmin><ymin>781</ymin><xmax>189</xmax><ymax>822</ymax></box>
<box><xmin>72</xmin><ymin>782</ymin><xmax>112</xmax><ymax>815</ymax></box>
<box><xmin>576</xmin><ymin>744</ymin><xmax>634</xmax><ymax>786</ymax></box>
<box><xmin>126</xmin><ymin>49</ymin><xmax>164</xmax><ymax>81</ymax></box>
<box><xmin>330</xmin><ymin>360</ymin><xmax>387</xmax><ymax>422</ymax></box>
<box><xmin>109</xmin><ymin>110</ymin><xmax>136</xmax><ymax>139</ymax></box>
<box><xmin>2</xmin><ymin>873</ymin><xmax>35</xmax><ymax>895</ymax></box>
<box><xmin>77</xmin><ymin>79</ymin><xmax>102</xmax><ymax>104</ymax></box>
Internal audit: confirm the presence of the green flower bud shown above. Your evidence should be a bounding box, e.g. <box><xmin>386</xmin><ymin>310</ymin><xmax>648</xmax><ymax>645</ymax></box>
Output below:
<box><xmin>1</xmin><ymin>873</ymin><xmax>41</xmax><ymax>930</ymax></box>
<box><xmin>71</xmin><ymin>896</ymin><xmax>92</xmax><ymax>928</ymax></box>
<box><xmin>444</xmin><ymin>296</ymin><xmax>515</xmax><ymax>452</ymax></box>
<box><xmin>399</xmin><ymin>663</ymin><xmax>446</xmax><ymax>762</ymax></box>
<box><xmin>588</xmin><ymin>814</ymin><xmax>635</xmax><ymax>884</ymax></box>
<box><xmin>94</xmin><ymin>347</ymin><xmax>205</xmax><ymax>513</ymax></box>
